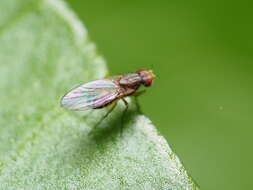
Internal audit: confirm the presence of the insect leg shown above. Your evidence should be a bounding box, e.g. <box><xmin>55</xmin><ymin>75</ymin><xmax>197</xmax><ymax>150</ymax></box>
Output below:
<box><xmin>94</xmin><ymin>101</ymin><xmax>118</xmax><ymax>129</ymax></box>
<box><xmin>132</xmin><ymin>90</ymin><xmax>146</xmax><ymax>97</ymax></box>
<box><xmin>132</xmin><ymin>90</ymin><xmax>146</xmax><ymax>113</ymax></box>
<box><xmin>120</xmin><ymin>98</ymin><xmax>129</xmax><ymax>134</ymax></box>
<box><xmin>122</xmin><ymin>98</ymin><xmax>129</xmax><ymax>107</ymax></box>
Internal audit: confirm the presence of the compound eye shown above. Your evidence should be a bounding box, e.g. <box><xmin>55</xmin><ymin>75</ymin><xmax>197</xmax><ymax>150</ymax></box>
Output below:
<box><xmin>144</xmin><ymin>78</ymin><xmax>153</xmax><ymax>86</ymax></box>
<box><xmin>137</xmin><ymin>69</ymin><xmax>146</xmax><ymax>73</ymax></box>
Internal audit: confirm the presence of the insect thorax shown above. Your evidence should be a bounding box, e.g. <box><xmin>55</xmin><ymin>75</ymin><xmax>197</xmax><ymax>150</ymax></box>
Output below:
<box><xmin>119</xmin><ymin>73</ymin><xmax>142</xmax><ymax>88</ymax></box>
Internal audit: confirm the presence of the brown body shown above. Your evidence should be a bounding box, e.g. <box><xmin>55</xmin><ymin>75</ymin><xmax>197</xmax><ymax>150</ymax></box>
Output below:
<box><xmin>61</xmin><ymin>69</ymin><xmax>155</xmax><ymax>127</ymax></box>
<box><xmin>95</xmin><ymin>69</ymin><xmax>155</xmax><ymax>109</ymax></box>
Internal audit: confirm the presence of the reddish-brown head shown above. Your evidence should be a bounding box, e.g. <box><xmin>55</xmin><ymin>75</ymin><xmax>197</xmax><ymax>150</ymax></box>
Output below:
<box><xmin>137</xmin><ymin>69</ymin><xmax>155</xmax><ymax>87</ymax></box>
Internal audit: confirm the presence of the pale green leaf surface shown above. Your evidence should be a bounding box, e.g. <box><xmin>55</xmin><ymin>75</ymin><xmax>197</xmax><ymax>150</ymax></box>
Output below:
<box><xmin>0</xmin><ymin>0</ymin><xmax>198</xmax><ymax>189</ymax></box>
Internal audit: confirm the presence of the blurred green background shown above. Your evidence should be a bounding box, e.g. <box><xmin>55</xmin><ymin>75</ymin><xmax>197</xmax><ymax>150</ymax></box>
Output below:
<box><xmin>66</xmin><ymin>0</ymin><xmax>253</xmax><ymax>189</ymax></box>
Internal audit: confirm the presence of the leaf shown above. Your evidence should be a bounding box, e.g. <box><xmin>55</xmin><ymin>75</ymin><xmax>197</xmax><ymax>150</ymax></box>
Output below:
<box><xmin>0</xmin><ymin>0</ymin><xmax>198</xmax><ymax>189</ymax></box>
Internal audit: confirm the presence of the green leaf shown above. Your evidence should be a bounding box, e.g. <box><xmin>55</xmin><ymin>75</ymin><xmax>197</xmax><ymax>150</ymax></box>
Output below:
<box><xmin>0</xmin><ymin>0</ymin><xmax>198</xmax><ymax>189</ymax></box>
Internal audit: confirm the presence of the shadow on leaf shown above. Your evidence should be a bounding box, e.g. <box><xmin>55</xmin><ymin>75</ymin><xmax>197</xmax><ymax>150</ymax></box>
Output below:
<box><xmin>89</xmin><ymin>107</ymin><xmax>138</xmax><ymax>144</ymax></box>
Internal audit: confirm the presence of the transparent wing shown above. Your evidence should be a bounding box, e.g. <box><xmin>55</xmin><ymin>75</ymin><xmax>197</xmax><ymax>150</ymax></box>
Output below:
<box><xmin>61</xmin><ymin>79</ymin><xmax>119</xmax><ymax>110</ymax></box>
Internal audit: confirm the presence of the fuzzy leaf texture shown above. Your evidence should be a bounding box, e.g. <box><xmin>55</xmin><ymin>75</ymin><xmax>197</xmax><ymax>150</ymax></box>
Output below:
<box><xmin>0</xmin><ymin>0</ymin><xmax>198</xmax><ymax>189</ymax></box>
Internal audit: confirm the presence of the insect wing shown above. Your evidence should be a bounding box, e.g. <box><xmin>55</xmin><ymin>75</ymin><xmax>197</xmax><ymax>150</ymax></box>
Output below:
<box><xmin>61</xmin><ymin>79</ymin><xmax>119</xmax><ymax>110</ymax></box>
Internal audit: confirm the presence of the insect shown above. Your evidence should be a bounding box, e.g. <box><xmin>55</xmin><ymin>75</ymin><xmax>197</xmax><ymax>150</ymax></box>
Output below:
<box><xmin>61</xmin><ymin>69</ymin><xmax>155</xmax><ymax>127</ymax></box>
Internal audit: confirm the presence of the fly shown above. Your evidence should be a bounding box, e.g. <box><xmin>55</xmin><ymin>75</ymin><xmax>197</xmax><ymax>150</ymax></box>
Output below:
<box><xmin>61</xmin><ymin>69</ymin><xmax>155</xmax><ymax>127</ymax></box>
